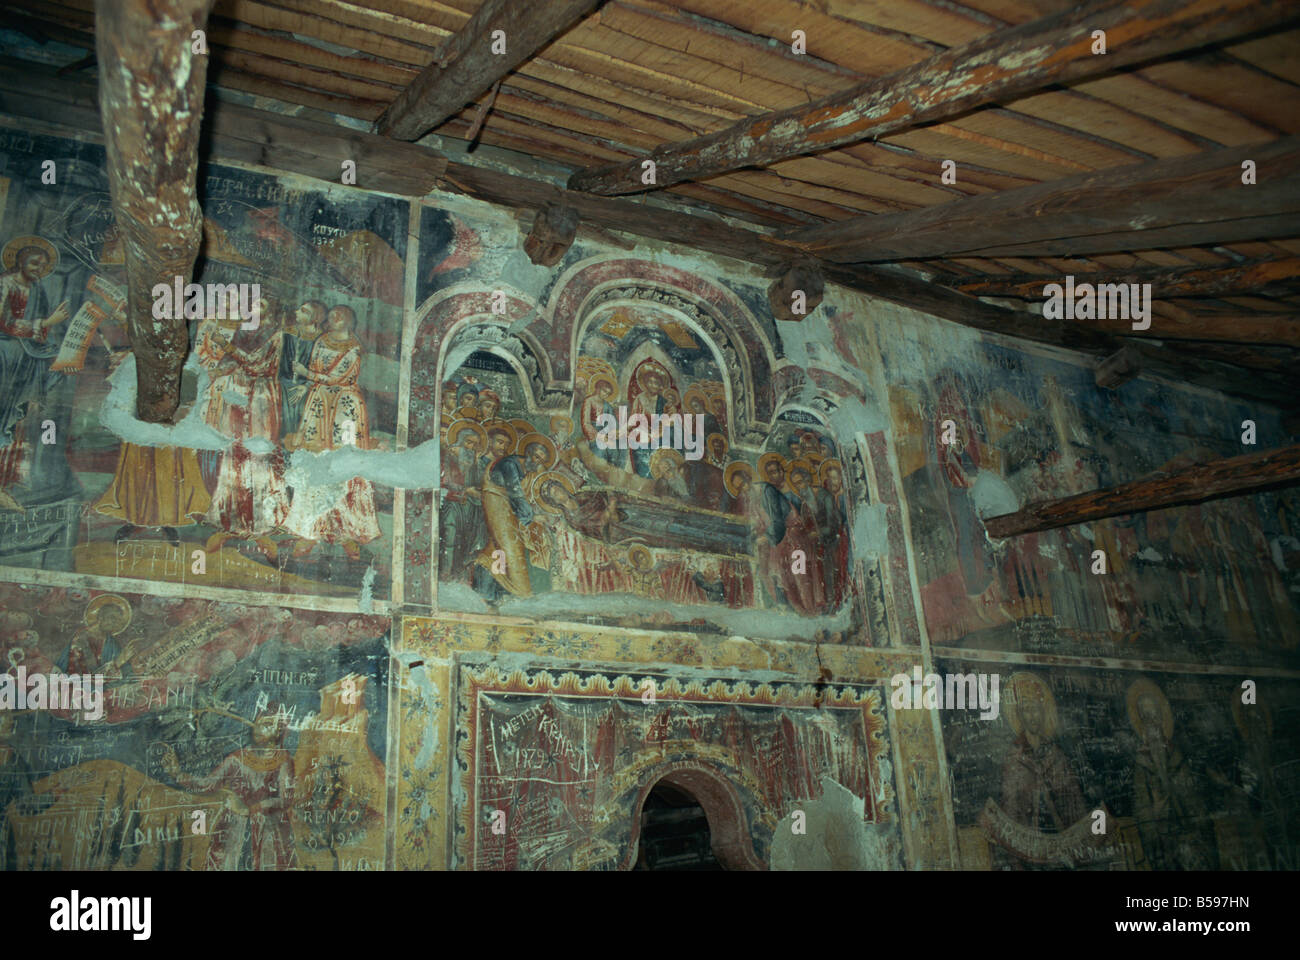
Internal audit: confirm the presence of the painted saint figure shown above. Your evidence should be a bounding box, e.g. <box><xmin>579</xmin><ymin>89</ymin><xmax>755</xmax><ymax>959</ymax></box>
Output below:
<box><xmin>626</xmin><ymin>360</ymin><xmax>678</xmax><ymax>478</ymax></box>
<box><xmin>280</xmin><ymin>299</ymin><xmax>325</xmax><ymax>436</ymax></box>
<box><xmin>283</xmin><ymin>305</ymin><xmax>382</xmax><ymax>561</ymax></box>
<box><xmin>472</xmin><ymin>422</ymin><xmax>534</xmax><ymax>602</ymax></box>
<box><xmin>1128</xmin><ymin>678</ymin><xmax>1214</xmax><ymax>869</ymax></box>
<box><xmin>812</xmin><ymin>459</ymin><xmax>850</xmax><ymax>611</ymax></box>
<box><xmin>0</xmin><ymin>236</ymin><xmax>77</xmax><ymax>512</ymax></box>
<box><xmin>161</xmin><ymin>709</ymin><xmax>298</xmax><ymax>871</ymax></box>
<box><xmin>440</xmin><ymin>419</ymin><xmax>488</xmax><ymax>576</ymax></box>
<box><xmin>199</xmin><ymin>298</ymin><xmax>290</xmax><ymax>557</ymax></box>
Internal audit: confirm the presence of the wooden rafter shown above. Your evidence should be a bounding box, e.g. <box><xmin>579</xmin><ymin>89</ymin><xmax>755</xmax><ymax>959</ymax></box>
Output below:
<box><xmin>374</xmin><ymin>0</ymin><xmax>602</xmax><ymax>141</ymax></box>
<box><xmin>783</xmin><ymin>138</ymin><xmax>1300</xmax><ymax>263</ymax></box>
<box><xmin>95</xmin><ymin>0</ymin><xmax>214</xmax><ymax>423</ymax></box>
<box><xmin>984</xmin><ymin>443</ymin><xmax>1300</xmax><ymax>538</ymax></box>
<box><xmin>566</xmin><ymin>0</ymin><xmax>1300</xmax><ymax>195</ymax></box>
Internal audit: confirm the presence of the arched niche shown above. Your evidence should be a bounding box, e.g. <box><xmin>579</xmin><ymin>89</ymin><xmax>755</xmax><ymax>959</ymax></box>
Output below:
<box><xmin>550</xmin><ymin>257</ymin><xmax>777</xmax><ymax>445</ymax></box>
<box><xmin>410</xmin><ymin>285</ymin><xmax>562</xmax><ymax>445</ymax></box>
<box><xmin>624</xmin><ymin>762</ymin><xmax>765</xmax><ymax>871</ymax></box>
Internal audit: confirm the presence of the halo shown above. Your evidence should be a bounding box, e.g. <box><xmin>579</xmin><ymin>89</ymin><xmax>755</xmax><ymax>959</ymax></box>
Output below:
<box><xmin>2</xmin><ymin>235</ymin><xmax>58</xmax><ymax>276</ymax></box>
<box><xmin>626</xmin><ymin>544</ymin><xmax>654</xmax><ymax>570</ymax></box>
<box><xmin>757</xmin><ymin>452</ymin><xmax>787</xmax><ymax>479</ymax></box>
<box><xmin>529</xmin><ymin>470</ymin><xmax>576</xmax><ymax>514</ymax></box>
<box><xmin>1230</xmin><ymin>688</ymin><xmax>1272</xmax><ymax>740</ymax></box>
<box><xmin>649</xmin><ymin>447</ymin><xmax>684</xmax><ymax>479</ymax></box>
<box><xmin>724</xmin><ymin>461</ymin><xmax>755</xmax><ymax>498</ymax></box>
<box><xmin>636</xmin><ymin>360</ymin><xmax>670</xmax><ymax>389</ymax></box>
<box><xmin>589</xmin><ymin>373</ymin><xmax>617</xmax><ymax>396</ymax></box>
<box><xmin>455</xmin><ymin>403</ymin><xmax>480</xmax><ymax>421</ymax></box>
<box><xmin>518</xmin><ymin>432</ymin><xmax>557</xmax><ymax>470</ymax></box>
<box><xmin>818</xmin><ymin>458</ymin><xmax>844</xmax><ymax>487</ymax></box>
<box><xmin>706</xmin><ymin>432</ymin><xmax>728</xmax><ymax>454</ymax></box>
<box><xmin>1126</xmin><ymin>678</ymin><xmax>1174</xmax><ymax>740</ymax></box>
<box><xmin>446</xmin><ymin>418</ymin><xmax>486</xmax><ymax>449</ymax></box>
<box><xmin>1002</xmin><ymin>672</ymin><xmax>1057</xmax><ymax>740</ymax></box>
<box><xmin>509</xmin><ymin>417</ymin><xmax>536</xmax><ymax>437</ymax></box>
<box><xmin>786</xmin><ymin>457</ymin><xmax>816</xmax><ymax>485</ymax></box>
<box><xmin>482</xmin><ymin>419</ymin><xmax>518</xmax><ymax>451</ymax></box>
<box><xmin>85</xmin><ymin>594</ymin><xmax>132</xmax><ymax>632</ymax></box>
<box><xmin>549</xmin><ymin>414</ymin><xmax>575</xmax><ymax>437</ymax></box>
<box><xmin>683</xmin><ymin>386</ymin><xmax>710</xmax><ymax>412</ymax></box>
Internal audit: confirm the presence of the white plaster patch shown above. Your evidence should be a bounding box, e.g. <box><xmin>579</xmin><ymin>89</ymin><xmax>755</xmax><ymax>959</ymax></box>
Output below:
<box><xmin>770</xmin><ymin>776</ymin><xmax>899</xmax><ymax>870</ymax></box>
<box><xmin>970</xmin><ymin>470</ymin><xmax>1018</xmax><ymax>519</ymax></box>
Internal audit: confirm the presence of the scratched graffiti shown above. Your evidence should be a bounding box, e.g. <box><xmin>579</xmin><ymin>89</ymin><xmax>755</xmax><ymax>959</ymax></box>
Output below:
<box><xmin>455</xmin><ymin>665</ymin><xmax>893</xmax><ymax>870</ymax></box>
<box><xmin>0</xmin><ymin>582</ymin><xmax>389</xmax><ymax>870</ymax></box>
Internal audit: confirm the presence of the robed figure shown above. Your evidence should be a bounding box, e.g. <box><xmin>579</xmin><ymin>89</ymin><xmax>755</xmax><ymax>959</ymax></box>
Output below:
<box><xmin>283</xmin><ymin>306</ymin><xmax>382</xmax><ymax>560</ymax></box>
<box><xmin>0</xmin><ymin>236</ymin><xmax>79</xmax><ymax>511</ymax></box>
<box><xmin>472</xmin><ymin>424</ymin><xmax>534</xmax><ymax>601</ymax></box>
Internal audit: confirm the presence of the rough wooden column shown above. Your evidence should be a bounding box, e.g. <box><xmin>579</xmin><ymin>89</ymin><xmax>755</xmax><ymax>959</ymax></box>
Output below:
<box><xmin>96</xmin><ymin>0</ymin><xmax>214</xmax><ymax>423</ymax></box>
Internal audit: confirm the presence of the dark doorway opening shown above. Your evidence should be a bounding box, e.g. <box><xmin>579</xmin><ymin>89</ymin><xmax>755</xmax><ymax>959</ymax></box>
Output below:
<box><xmin>633</xmin><ymin>782</ymin><xmax>724</xmax><ymax>871</ymax></box>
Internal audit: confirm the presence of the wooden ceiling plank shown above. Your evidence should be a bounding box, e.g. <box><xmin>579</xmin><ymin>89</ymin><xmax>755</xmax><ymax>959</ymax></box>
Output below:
<box><xmin>550</xmin><ymin>24</ymin><xmax>827</xmax><ymax>111</ymax></box>
<box><xmin>1138</xmin><ymin>55</ymin><xmax>1300</xmax><ymax>135</ymax></box>
<box><xmin>518</xmin><ymin>58</ymin><xmax>741</xmax><ymax>128</ymax></box>
<box><xmin>375</xmin><ymin>0</ymin><xmax>602</xmax><ymax>140</ymax></box>
<box><xmin>883</xmin><ymin>127</ymin><xmax>1087</xmax><ymax>181</ymax></box>
<box><xmin>214</xmin><ymin>47</ymin><xmax>400</xmax><ymax>99</ymax></box>
<box><xmin>1074</xmin><ymin>71</ymin><xmax>1276</xmax><ymax>146</ymax></box>
<box><xmin>1007</xmin><ymin>88</ymin><xmax>1206</xmax><ymax>157</ymax></box>
<box><xmin>664</xmin><ymin>0</ymin><xmax>935</xmax><ymax>72</ymax></box>
<box><xmin>1226</xmin><ymin>28</ymin><xmax>1300</xmax><ymax>85</ymax></box>
<box><xmin>216</xmin><ymin>0</ymin><xmax>437</xmax><ymax>66</ymax></box>
<box><xmin>597</xmin><ymin>1</ymin><xmax>858</xmax><ymax>91</ymax></box>
<box><xmin>207</xmin><ymin>64</ymin><xmax>387</xmax><ymax>120</ymax></box>
<box><xmin>567</xmin><ymin>0</ymin><xmax>1299</xmax><ymax>195</ymax></box>
<box><xmin>205</xmin><ymin>20</ymin><xmax>417</xmax><ymax>86</ymax></box>
<box><xmin>785</xmin><ymin>138</ymin><xmax>1300</xmax><ymax>263</ymax></box>
<box><xmin>817</xmin><ymin>0</ymin><xmax>998</xmax><ymax>46</ymax></box>
<box><xmin>839</xmin><ymin>140</ymin><xmax>1038</xmax><ymax>192</ymax></box>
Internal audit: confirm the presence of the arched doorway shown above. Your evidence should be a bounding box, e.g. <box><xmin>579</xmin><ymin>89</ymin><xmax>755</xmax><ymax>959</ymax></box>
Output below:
<box><xmin>633</xmin><ymin>782</ymin><xmax>721</xmax><ymax>871</ymax></box>
<box><xmin>626</xmin><ymin>764</ymin><xmax>766</xmax><ymax>871</ymax></box>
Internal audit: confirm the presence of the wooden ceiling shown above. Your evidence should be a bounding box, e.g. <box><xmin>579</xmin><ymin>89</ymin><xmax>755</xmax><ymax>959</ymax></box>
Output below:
<box><xmin>4</xmin><ymin>0</ymin><xmax>1300</xmax><ymax>401</ymax></box>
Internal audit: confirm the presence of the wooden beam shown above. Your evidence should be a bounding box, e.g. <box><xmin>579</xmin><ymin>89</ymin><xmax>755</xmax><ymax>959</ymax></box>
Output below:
<box><xmin>951</xmin><ymin>258</ymin><xmax>1300</xmax><ymax>299</ymax></box>
<box><xmin>374</xmin><ymin>0</ymin><xmax>601</xmax><ymax>141</ymax></box>
<box><xmin>984</xmin><ymin>443</ymin><xmax>1300</xmax><ymax>538</ymax></box>
<box><xmin>96</xmin><ymin>0</ymin><xmax>214</xmax><ymax>423</ymax></box>
<box><xmin>2</xmin><ymin>58</ymin><xmax>1297</xmax><ymax>411</ymax></box>
<box><xmin>566</xmin><ymin>0</ymin><xmax>1300</xmax><ymax>196</ymax></box>
<box><xmin>783</xmin><ymin>138</ymin><xmax>1300</xmax><ymax>263</ymax></box>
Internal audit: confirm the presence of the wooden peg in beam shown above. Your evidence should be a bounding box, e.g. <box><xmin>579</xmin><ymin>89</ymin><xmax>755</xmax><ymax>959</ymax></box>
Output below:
<box><xmin>769</xmin><ymin>260</ymin><xmax>823</xmax><ymax>322</ymax></box>
<box><xmin>1094</xmin><ymin>344</ymin><xmax>1142</xmax><ymax>389</ymax></box>
<box><xmin>523</xmin><ymin>203</ymin><xmax>580</xmax><ymax>267</ymax></box>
